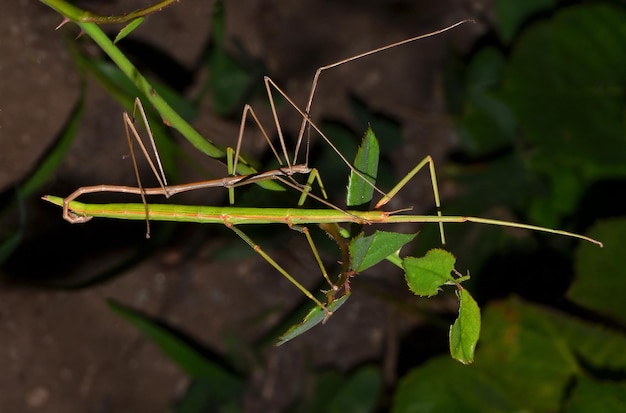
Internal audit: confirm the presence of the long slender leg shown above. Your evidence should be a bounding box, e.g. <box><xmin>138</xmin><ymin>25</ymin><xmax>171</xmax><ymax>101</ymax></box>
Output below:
<box><xmin>228</xmin><ymin>225</ymin><xmax>333</xmax><ymax>316</ymax></box>
<box><xmin>227</xmin><ymin>102</ymin><xmax>305</xmax><ymax>204</ymax></box>
<box><xmin>375</xmin><ymin>155</ymin><xmax>445</xmax><ymax>244</ymax></box>
<box><xmin>94</xmin><ymin>23</ymin><xmax>474</xmax><ymax>220</ymax></box>
<box><xmin>130</xmin><ymin>98</ymin><xmax>169</xmax><ymax>190</ymax></box>
<box><xmin>296</xmin><ymin>168</ymin><xmax>328</xmax><ymax>207</ymax></box>
<box><xmin>62</xmin><ymin>97</ymin><xmax>319</xmax><ymax>227</ymax></box>
<box><xmin>231</xmin><ymin>104</ymin><xmax>285</xmax><ymax>176</ymax></box>
<box><xmin>293</xmin><ymin>20</ymin><xmax>473</xmax><ymax>161</ymax></box>
<box><xmin>296</xmin><ymin>226</ymin><xmax>337</xmax><ymax>292</ymax></box>
<box><xmin>256</xmin><ymin>21</ymin><xmax>473</xmax><ymax>219</ymax></box>
<box><xmin>123</xmin><ymin>98</ymin><xmax>183</xmax><ymax>237</ymax></box>
<box><xmin>263</xmin><ymin>77</ymin><xmax>388</xmax><ymax>200</ymax></box>
<box><xmin>63</xmin><ymin>22</ymin><xmax>474</xmax><ymax>237</ymax></box>
<box><xmin>222</xmin><ymin>89</ymin><xmax>343</xmax><ymax>211</ymax></box>
<box><xmin>123</xmin><ymin>111</ymin><xmax>151</xmax><ymax>237</ymax></box>
<box><xmin>61</xmin><ymin>99</ymin><xmax>169</xmax><ymax>233</ymax></box>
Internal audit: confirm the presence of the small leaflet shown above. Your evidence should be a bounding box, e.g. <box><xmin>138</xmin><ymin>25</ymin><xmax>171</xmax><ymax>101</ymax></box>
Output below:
<box><xmin>276</xmin><ymin>294</ymin><xmax>351</xmax><ymax>346</ymax></box>
<box><xmin>114</xmin><ymin>18</ymin><xmax>144</xmax><ymax>44</ymax></box>
<box><xmin>402</xmin><ymin>249</ymin><xmax>456</xmax><ymax>297</ymax></box>
<box><xmin>449</xmin><ymin>289</ymin><xmax>481</xmax><ymax>364</ymax></box>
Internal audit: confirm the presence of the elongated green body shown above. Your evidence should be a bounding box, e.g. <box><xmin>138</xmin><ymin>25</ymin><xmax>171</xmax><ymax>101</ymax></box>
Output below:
<box><xmin>42</xmin><ymin>195</ymin><xmax>602</xmax><ymax>246</ymax></box>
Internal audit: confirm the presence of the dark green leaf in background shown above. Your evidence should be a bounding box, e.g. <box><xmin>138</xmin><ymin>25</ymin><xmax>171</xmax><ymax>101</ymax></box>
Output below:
<box><xmin>172</xmin><ymin>378</ymin><xmax>241</xmax><ymax>413</ymax></box>
<box><xmin>502</xmin><ymin>5</ymin><xmax>626</xmax><ymax>224</ymax></box>
<box><xmin>457</xmin><ymin>47</ymin><xmax>515</xmax><ymax>156</ymax></box>
<box><xmin>452</xmin><ymin>4</ymin><xmax>626</xmax><ymax>229</ymax></box>
<box><xmin>327</xmin><ymin>366</ymin><xmax>382</xmax><ymax>413</ymax></box>
<box><xmin>393</xmin><ymin>297</ymin><xmax>626</xmax><ymax>412</ymax></box>
<box><xmin>477</xmin><ymin>298</ymin><xmax>626</xmax><ymax>411</ymax></box>
<box><xmin>392</xmin><ymin>357</ymin><xmax>516</xmax><ymax>413</ymax></box>
<box><xmin>564</xmin><ymin>377</ymin><xmax>626</xmax><ymax>413</ymax></box>
<box><xmin>477</xmin><ymin>300</ymin><xmax>579</xmax><ymax>410</ymax></box>
<box><xmin>570</xmin><ymin>217</ymin><xmax>626</xmax><ymax>324</ymax></box>
<box><xmin>206</xmin><ymin>0</ymin><xmax>253</xmax><ymax>116</ymax></box>
<box><xmin>494</xmin><ymin>0</ymin><xmax>561</xmax><ymax>44</ymax></box>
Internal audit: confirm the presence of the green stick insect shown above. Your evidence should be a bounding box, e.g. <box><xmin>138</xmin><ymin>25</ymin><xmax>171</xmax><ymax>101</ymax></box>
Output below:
<box><xmin>43</xmin><ymin>20</ymin><xmax>602</xmax><ymax>361</ymax></box>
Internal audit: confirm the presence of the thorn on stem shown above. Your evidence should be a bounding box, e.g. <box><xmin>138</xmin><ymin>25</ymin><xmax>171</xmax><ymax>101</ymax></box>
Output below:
<box><xmin>55</xmin><ymin>18</ymin><xmax>70</xmax><ymax>31</ymax></box>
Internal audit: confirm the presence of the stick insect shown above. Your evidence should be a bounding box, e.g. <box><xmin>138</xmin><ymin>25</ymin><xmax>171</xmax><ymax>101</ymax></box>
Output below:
<box><xmin>44</xmin><ymin>20</ymin><xmax>602</xmax><ymax>320</ymax></box>
<box><xmin>60</xmin><ymin>21</ymin><xmax>475</xmax><ymax>228</ymax></box>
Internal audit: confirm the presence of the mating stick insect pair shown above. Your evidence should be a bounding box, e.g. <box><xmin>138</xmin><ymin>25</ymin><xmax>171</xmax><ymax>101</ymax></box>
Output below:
<box><xmin>44</xmin><ymin>20</ymin><xmax>602</xmax><ymax>348</ymax></box>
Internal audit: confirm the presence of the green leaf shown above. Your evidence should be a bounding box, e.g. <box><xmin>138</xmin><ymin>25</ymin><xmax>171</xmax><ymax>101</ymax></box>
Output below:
<box><xmin>402</xmin><ymin>249</ymin><xmax>456</xmax><ymax>297</ymax></box>
<box><xmin>479</xmin><ymin>298</ymin><xmax>626</xmax><ymax>410</ymax></box>
<box><xmin>457</xmin><ymin>47</ymin><xmax>515</xmax><ymax>156</ymax></box>
<box><xmin>394</xmin><ymin>297</ymin><xmax>626</xmax><ymax>411</ymax></box>
<box><xmin>207</xmin><ymin>52</ymin><xmax>253</xmax><ymax>116</ymax></box>
<box><xmin>465</xmin><ymin>46</ymin><xmax>507</xmax><ymax>91</ymax></box>
<box><xmin>206</xmin><ymin>0</ymin><xmax>252</xmax><ymax>116</ymax></box>
<box><xmin>286</xmin><ymin>370</ymin><xmax>345</xmax><ymax>413</ymax></box>
<box><xmin>502</xmin><ymin>5</ymin><xmax>626</xmax><ymax>177</ymax></box>
<box><xmin>77</xmin><ymin>57</ymin><xmax>180</xmax><ymax>178</ymax></box>
<box><xmin>454</xmin><ymin>4</ymin><xmax>626</xmax><ymax>229</ymax></box>
<box><xmin>478</xmin><ymin>298</ymin><xmax>581</xmax><ymax>411</ymax></box>
<box><xmin>114</xmin><ymin>17</ymin><xmax>144</xmax><ymax>44</ymax></box>
<box><xmin>171</xmin><ymin>378</ymin><xmax>241</xmax><ymax>413</ymax></box>
<box><xmin>350</xmin><ymin>231</ymin><xmax>416</xmax><ymax>272</ymax></box>
<box><xmin>107</xmin><ymin>300</ymin><xmax>244</xmax><ymax>403</ymax></box>
<box><xmin>392</xmin><ymin>357</ymin><xmax>517</xmax><ymax>413</ymax></box>
<box><xmin>315</xmin><ymin>121</ymin><xmax>359</xmax><ymax>197</ymax></box>
<box><xmin>347</xmin><ymin>127</ymin><xmax>379</xmax><ymax>208</ymax></box>
<box><xmin>210</xmin><ymin>0</ymin><xmax>226</xmax><ymax>46</ymax></box>
<box><xmin>276</xmin><ymin>294</ymin><xmax>350</xmax><ymax>346</ymax></box>
<box><xmin>564</xmin><ymin>377</ymin><xmax>626</xmax><ymax>413</ymax></box>
<box><xmin>327</xmin><ymin>366</ymin><xmax>382</xmax><ymax>413</ymax></box>
<box><xmin>89</xmin><ymin>59</ymin><xmax>198</xmax><ymax>123</ymax></box>
<box><xmin>449</xmin><ymin>289</ymin><xmax>481</xmax><ymax>364</ymax></box>
<box><xmin>494</xmin><ymin>0</ymin><xmax>560</xmax><ymax>44</ymax></box>
<box><xmin>569</xmin><ymin>217</ymin><xmax>626</xmax><ymax>324</ymax></box>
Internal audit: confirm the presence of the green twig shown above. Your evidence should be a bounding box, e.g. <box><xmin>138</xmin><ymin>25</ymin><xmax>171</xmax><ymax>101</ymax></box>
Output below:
<box><xmin>42</xmin><ymin>0</ymin><xmax>180</xmax><ymax>24</ymax></box>
<box><xmin>39</xmin><ymin>0</ymin><xmax>278</xmax><ymax>187</ymax></box>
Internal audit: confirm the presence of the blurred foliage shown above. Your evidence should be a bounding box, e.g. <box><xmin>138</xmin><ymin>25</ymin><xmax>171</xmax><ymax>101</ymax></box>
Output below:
<box><xmin>406</xmin><ymin>2</ymin><xmax>626</xmax><ymax>411</ymax></box>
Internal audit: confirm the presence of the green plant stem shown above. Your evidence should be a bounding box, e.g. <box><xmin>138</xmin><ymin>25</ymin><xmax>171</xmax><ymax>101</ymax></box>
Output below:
<box><xmin>40</xmin><ymin>0</ymin><xmax>264</xmax><ymax>180</ymax></box>
<box><xmin>41</xmin><ymin>0</ymin><xmax>180</xmax><ymax>24</ymax></box>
